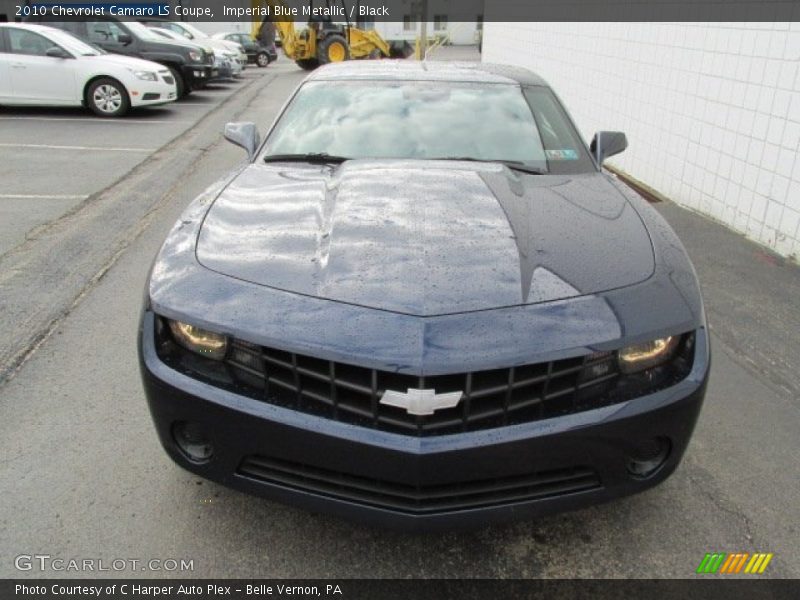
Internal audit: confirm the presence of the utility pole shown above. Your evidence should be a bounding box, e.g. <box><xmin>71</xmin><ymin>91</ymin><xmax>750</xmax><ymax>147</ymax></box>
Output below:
<box><xmin>418</xmin><ymin>0</ymin><xmax>427</xmax><ymax>60</ymax></box>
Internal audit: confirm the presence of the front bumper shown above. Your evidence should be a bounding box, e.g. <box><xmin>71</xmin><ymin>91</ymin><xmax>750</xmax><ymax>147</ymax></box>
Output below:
<box><xmin>129</xmin><ymin>80</ymin><xmax>177</xmax><ymax>107</ymax></box>
<box><xmin>182</xmin><ymin>65</ymin><xmax>215</xmax><ymax>89</ymax></box>
<box><xmin>213</xmin><ymin>61</ymin><xmax>234</xmax><ymax>80</ymax></box>
<box><xmin>139</xmin><ymin>310</ymin><xmax>709</xmax><ymax>531</ymax></box>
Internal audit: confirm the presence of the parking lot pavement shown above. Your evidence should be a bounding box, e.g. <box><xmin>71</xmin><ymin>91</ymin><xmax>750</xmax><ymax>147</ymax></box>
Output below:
<box><xmin>0</xmin><ymin>71</ymin><xmax>266</xmax><ymax>258</ymax></box>
<box><xmin>0</xmin><ymin>62</ymin><xmax>300</xmax><ymax>381</ymax></box>
<box><xmin>0</xmin><ymin>57</ymin><xmax>798</xmax><ymax>580</ymax></box>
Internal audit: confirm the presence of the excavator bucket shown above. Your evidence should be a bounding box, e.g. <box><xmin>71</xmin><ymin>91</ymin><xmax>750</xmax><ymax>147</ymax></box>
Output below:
<box><xmin>389</xmin><ymin>41</ymin><xmax>415</xmax><ymax>59</ymax></box>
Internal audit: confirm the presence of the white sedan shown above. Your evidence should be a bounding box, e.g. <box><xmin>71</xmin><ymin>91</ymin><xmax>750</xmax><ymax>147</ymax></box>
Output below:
<box><xmin>146</xmin><ymin>21</ymin><xmax>248</xmax><ymax>73</ymax></box>
<box><xmin>0</xmin><ymin>23</ymin><xmax>177</xmax><ymax>117</ymax></box>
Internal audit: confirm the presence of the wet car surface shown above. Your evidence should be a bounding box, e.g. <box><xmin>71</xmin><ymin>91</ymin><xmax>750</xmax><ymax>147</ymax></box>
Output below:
<box><xmin>139</xmin><ymin>61</ymin><xmax>709</xmax><ymax>530</ymax></box>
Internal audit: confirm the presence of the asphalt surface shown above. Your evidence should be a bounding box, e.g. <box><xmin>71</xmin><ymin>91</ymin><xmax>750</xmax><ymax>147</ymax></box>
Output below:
<box><xmin>0</xmin><ymin>50</ymin><xmax>798</xmax><ymax>580</ymax></box>
<box><xmin>0</xmin><ymin>76</ymin><xmax>260</xmax><ymax>257</ymax></box>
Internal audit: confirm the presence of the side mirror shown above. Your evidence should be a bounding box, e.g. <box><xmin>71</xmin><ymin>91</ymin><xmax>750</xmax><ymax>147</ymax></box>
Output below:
<box><xmin>224</xmin><ymin>122</ymin><xmax>260</xmax><ymax>159</ymax></box>
<box><xmin>590</xmin><ymin>131</ymin><xmax>627</xmax><ymax>165</ymax></box>
<box><xmin>117</xmin><ymin>33</ymin><xmax>133</xmax><ymax>45</ymax></box>
<box><xmin>45</xmin><ymin>46</ymin><xmax>70</xmax><ymax>59</ymax></box>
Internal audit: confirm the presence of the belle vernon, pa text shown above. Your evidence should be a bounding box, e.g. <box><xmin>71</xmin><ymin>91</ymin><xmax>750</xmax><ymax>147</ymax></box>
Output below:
<box><xmin>16</xmin><ymin>583</ymin><xmax>344</xmax><ymax>597</ymax></box>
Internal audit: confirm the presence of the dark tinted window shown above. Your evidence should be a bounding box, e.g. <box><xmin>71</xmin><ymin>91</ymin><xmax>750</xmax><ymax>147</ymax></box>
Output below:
<box><xmin>523</xmin><ymin>86</ymin><xmax>596</xmax><ymax>174</ymax></box>
<box><xmin>86</xmin><ymin>20</ymin><xmax>126</xmax><ymax>44</ymax></box>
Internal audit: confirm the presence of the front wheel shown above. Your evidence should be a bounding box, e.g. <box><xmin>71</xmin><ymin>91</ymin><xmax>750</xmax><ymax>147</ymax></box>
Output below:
<box><xmin>256</xmin><ymin>51</ymin><xmax>270</xmax><ymax>67</ymax></box>
<box><xmin>167</xmin><ymin>66</ymin><xmax>189</xmax><ymax>98</ymax></box>
<box><xmin>87</xmin><ymin>78</ymin><xmax>129</xmax><ymax>117</ymax></box>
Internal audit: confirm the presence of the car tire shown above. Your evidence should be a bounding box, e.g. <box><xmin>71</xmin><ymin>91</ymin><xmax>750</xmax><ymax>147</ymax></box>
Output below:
<box><xmin>256</xmin><ymin>51</ymin><xmax>270</xmax><ymax>67</ymax></box>
<box><xmin>168</xmin><ymin>66</ymin><xmax>189</xmax><ymax>98</ymax></box>
<box><xmin>86</xmin><ymin>78</ymin><xmax>130</xmax><ymax>118</ymax></box>
<box><xmin>317</xmin><ymin>34</ymin><xmax>350</xmax><ymax>65</ymax></box>
<box><xmin>295</xmin><ymin>58</ymin><xmax>319</xmax><ymax>71</ymax></box>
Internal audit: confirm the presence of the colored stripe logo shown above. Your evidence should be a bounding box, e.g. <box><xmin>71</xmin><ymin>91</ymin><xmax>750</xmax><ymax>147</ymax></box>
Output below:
<box><xmin>696</xmin><ymin>552</ymin><xmax>774</xmax><ymax>574</ymax></box>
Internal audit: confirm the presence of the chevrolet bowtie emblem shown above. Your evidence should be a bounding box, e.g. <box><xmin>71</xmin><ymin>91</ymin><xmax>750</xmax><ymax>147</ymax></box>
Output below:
<box><xmin>379</xmin><ymin>388</ymin><xmax>463</xmax><ymax>416</ymax></box>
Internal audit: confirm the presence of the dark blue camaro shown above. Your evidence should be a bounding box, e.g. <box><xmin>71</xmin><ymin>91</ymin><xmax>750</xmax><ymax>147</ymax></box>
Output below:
<box><xmin>139</xmin><ymin>62</ymin><xmax>709</xmax><ymax>530</ymax></box>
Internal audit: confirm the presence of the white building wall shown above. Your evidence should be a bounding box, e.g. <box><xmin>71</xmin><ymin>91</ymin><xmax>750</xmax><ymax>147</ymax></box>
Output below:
<box><xmin>194</xmin><ymin>21</ymin><xmax>253</xmax><ymax>36</ymax></box>
<box><xmin>371</xmin><ymin>21</ymin><xmax>479</xmax><ymax>45</ymax></box>
<box><xmin>483</xmin><ymin>22</ymin><xmax>800</xmax><ymax>260</ymax></box>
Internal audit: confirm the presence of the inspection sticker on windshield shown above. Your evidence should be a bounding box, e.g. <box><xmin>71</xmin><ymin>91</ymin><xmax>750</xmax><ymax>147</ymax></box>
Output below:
<box><xmin>546</xmin><ymin>149</ymin><xmax>579</xmax><ymax>160</ymax></box>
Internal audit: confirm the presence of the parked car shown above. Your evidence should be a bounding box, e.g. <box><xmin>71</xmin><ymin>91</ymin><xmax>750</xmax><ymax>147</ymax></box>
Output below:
<box><xmin>25</xmin><ymin>15</ymin><xmax>214</xmax><ymax>97</ymax></box>
<box><xmin>139</xmin><ymin>20</ymin><xmax>247</xmax><ymax>74</ymax></box>
<box><xmin>0</xmin><ymin>23</ymin><xmax>176</xmax><ymax>116</ymax></box>
<box><xmin>149</xmin><ymin>27</ymin><xmax>241</xmax><ymax>80</ymax></box>
<box><xmin>212</xmin><ymin>31</ymin><xmax>277</xmax><ymax>67</ymax></box>
<box><xmin>139</xmin><ymin>62</ymin><xmax>709</xmax><ymax>530</ymax></box>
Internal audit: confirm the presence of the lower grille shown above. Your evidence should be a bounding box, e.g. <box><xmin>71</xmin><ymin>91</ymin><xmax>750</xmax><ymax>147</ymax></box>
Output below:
<box><xmin>142</xmin><ymin>93</ymin><xmax>160</xmax><ymax>101</ymax></box>
<box><xmin>238</xmin><ymin>455</ymin><xmax>601</xmax><ymax>515</ymax></box>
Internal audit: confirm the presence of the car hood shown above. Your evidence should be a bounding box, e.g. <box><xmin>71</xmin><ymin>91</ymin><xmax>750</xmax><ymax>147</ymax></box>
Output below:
<box><xmin>196</xmin><ymin>160</ymin><xmax>655</xmax><ymax>317</ymax></box>
<box><xmin>84</xmin><ymin>53</ymin><xmax>166</xmax><ymax>72</ymax></box>
<box><xmin>206</xmin><ymin>38</ymin><xmax>239</xmax><ymax>55</ymax></box>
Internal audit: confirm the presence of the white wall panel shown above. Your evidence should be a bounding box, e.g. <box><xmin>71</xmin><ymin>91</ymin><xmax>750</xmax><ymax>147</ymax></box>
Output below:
<box><xmin>483</xmin><ymin>22</ymin><xmax>800</xmax><ymax>259</ymax></box>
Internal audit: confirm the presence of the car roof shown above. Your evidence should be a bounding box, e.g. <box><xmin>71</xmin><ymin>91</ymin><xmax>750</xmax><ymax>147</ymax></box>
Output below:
<box><xmin>306</xmin><ymin>61</ymin><xmax>549</xmax><ymax>87</ymax></box>
<box><xmin>0</xmin><ymin>23</ymin><xmax>61</xmax><ymax>35</ymax></box>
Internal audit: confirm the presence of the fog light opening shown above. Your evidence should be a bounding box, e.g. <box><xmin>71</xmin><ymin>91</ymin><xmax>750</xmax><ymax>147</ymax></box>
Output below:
<box><xmin>626</xmin><ymin>437</ymin><xmax>671</xmax><ymax>479</ymax></box>
<box><xmin>172</xmin><ymin>421</ymin><xmax>214</xmax><ymax>463</ymax></box>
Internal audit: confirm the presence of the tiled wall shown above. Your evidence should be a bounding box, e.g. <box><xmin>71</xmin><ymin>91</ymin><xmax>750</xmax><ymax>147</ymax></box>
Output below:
<box><xmin>482</xmin><ymin>22</ymin><xmax>800</xmax><ymax>260</ymax></box>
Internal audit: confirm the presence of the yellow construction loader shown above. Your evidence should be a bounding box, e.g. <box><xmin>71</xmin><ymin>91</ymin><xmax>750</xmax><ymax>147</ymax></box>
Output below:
<box><xmin>259</xmin><ymin>0</ymin><xmax>409</xmax><ymax>70</ymax></box>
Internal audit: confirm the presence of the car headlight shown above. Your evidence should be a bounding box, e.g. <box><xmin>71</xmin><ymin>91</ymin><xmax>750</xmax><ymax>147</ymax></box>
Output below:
<box><xmin>188</xmin><ymin>50</ymin><xmax>204</xmax><ymax>63</ymax></box>
<box><xmin>168</xmin><ymin>320</ymin><xmax>228</xmax><ymax>360</ymax></box>
<box><xmin>131</xmin><ymin>70</ymin><xmax>157</xmax><ymax>81</ymax></box>
<box><xmin>617</xmin><ymin>336</ymin><xmax>680</xmax><ymax>374</ymax></box>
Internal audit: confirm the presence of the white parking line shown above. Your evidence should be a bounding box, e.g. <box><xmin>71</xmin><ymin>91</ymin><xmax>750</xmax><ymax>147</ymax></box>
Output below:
<box><xmin>0</xmin><ymin>194</ymin><xmax>89</xmax><ymax>200</ymax></box>
<box><xmin>0</xmin><ymin>143</ymin><xmax>155</xmax><ymax>152</ymax></box>
<box><xmin>0</xmin><ymin>116</ymin><xmax>191</xmax><ymax>124</ymax></box>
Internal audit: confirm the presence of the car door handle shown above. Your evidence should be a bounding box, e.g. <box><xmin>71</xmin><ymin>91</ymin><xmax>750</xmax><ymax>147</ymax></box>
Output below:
<box><xmin>11</xmin><ymin>63</ymin><xmax>26</xmax><ymax>69</ymax></box>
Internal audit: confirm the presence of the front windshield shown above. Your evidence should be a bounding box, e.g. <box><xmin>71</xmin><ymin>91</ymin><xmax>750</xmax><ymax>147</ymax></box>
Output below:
<box><xmin>180</xmin><ymin>22</ymin><xmax>210</xmax><ymax>39</ymax></box>
<box><xmin>126</xmin><ymin>21</ymin><xmax>166</xmax><ymax>42</ymax></box>
<box><xmin>46</xmin><ymin>29</ymin><xmax>105</xmax><ymax>56</ymax></box>
<box><xmin>262</xmin><ymin>81</ymin><xmax>593</xmax><ymax>174</ymax></box>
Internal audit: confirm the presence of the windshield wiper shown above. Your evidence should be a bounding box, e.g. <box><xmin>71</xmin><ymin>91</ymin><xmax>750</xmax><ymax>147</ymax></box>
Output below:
<box><xmin>263</xmin><ymin>153</ymin><xmax>350</xmax><ymax>164</ymax></box>
<box><xmin>432</xmin><ymin>157</ymin><xmax>546</xmax><ymax>175</ymax></box>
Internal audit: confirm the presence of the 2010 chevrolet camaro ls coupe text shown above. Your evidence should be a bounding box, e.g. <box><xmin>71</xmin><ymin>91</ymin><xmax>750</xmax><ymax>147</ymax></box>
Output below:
<box><xmin>139</xmin><ymin>62</ymin><xmax>710</xmax><ymax>530</ymax></box>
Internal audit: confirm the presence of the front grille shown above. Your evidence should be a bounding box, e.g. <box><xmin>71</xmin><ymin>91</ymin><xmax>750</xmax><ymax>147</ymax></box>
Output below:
<box><xmin>224</xmin><ymin>342</ymin><xmax>621</xmax><ymax>435</ymax></box>
<box><xmin>155</xmin><ymin>317</ymin><xmax>694</xmax><ymax>437</ymax></box>
<box><xmin>238</xmin><ymin>455</ymin><xmax>601</xmax><ymax>515</ymax></box>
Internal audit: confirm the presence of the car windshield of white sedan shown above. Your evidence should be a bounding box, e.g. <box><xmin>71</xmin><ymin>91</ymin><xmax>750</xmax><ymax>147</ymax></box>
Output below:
<box><xmin>263</xmin><ymin>81</ymin><xmax>590</xmax><ymax>173</ymax></box>
<box><xmin>47</xmin><ymin>29</ymin><xmax>104</xmax><ymax>56</ymax></box>
<box><xmin>126</xmin><ymin>22</ymin><xmax>166</xmax><ymax>42</ymax></box>
<box><xmin>180</xmin><ymin>22</ymin><xmax>211</xmax><ymax>39</ymax></box>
